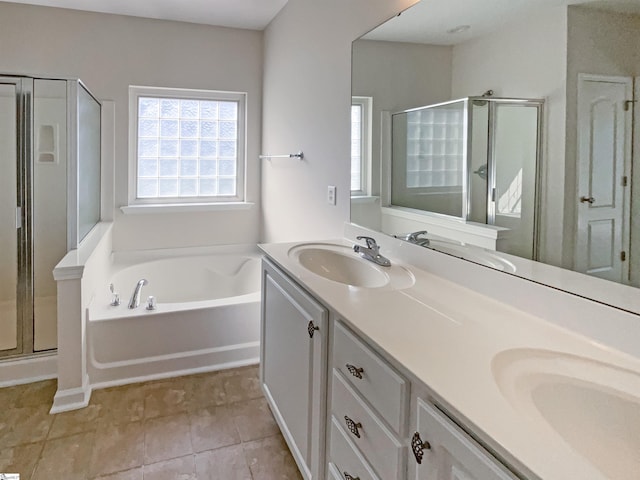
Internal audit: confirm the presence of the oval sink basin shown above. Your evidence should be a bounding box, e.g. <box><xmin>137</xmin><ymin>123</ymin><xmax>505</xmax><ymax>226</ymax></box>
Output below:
<box><xmin>492</xmin><ymin>349</ymin><xmax>640</xmax><ymax>479</ymax></box>
<box><xmin>288</xmin><ymin>243</ymin><xmax>414</xmax><ymax>289</ymax></box>
<box><xmin>428</xmin><ymin>240</ymin><xmax>517</xmax><ymax>273</ymax></box>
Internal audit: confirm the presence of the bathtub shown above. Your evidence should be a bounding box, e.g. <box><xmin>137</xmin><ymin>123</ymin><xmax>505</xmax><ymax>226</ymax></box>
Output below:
<box><xmin>87</xmin><ymin>245</ymin><xmax>261</xmax><ymax>387</ymax></box>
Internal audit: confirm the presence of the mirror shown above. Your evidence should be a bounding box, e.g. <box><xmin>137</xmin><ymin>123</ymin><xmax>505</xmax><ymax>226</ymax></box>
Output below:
<box><xmin>350</xmin><ymin>0</ymin><xmax>640</xmax><ymax>312</ymax></box>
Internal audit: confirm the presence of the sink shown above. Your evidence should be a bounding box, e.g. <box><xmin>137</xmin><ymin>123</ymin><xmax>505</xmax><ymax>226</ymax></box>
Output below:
<box><xmin>288</xmin><ymin>243</ymin><xmax>414</xmax><ymax>289</ymax></box>
<box><xmin>427</xmin><ymin>239</ymin><xmax>517</xmax><ymax>273</ymax></box>
<box><xmin>492</xmin><ymin>348</ymin><xmax>640</xmax><ymax>479</ymax></box>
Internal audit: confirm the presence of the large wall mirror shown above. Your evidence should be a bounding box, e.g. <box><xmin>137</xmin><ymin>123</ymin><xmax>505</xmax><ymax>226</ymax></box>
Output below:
<box><xmin>350</xmin><ymin>0</ymin><xmax>640</xmax><ymax>312</ymax></box>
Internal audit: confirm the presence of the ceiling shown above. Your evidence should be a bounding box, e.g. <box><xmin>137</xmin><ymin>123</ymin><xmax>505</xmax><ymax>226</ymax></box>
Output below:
<box><xmin>363</xmin><ymin>0</ymin><xmax>640</xmax><ymax>45</ymax></box>
<box><xmin>4</xmin><ymin>0</ymin><xmax>289</xmax><ymax>30</ymax></box>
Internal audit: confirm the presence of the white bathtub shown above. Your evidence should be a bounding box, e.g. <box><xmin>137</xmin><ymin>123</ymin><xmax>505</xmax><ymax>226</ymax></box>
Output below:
<box><xmin>87</xmin><ymin>245</ymin><xmax>261</xmax><ymax>387</ymax></box>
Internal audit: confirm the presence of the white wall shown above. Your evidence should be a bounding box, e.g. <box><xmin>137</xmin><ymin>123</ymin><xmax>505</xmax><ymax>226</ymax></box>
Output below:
<box><xmin>261</xmin><ymin>0</ymin><xmax>418</xmax><ymax>243</ymax></box>
<box><xmin>451</xmin><ymin>7</ymin><xmax>568</xmax><ymax>267</ymax></box>
<box><xmin>565</xmin><ymin>6</ymin><xmax>640</xmax><ymax>278</ymax></box>
<box><xmin>351</xmin><ymin>39</ymin><xmax>452</xmax><ymax>229</ymax></box>
<box><xmin>0</xmin><ymin>2</ymin><xmax>263</xmax><ymax>252</ymax></box>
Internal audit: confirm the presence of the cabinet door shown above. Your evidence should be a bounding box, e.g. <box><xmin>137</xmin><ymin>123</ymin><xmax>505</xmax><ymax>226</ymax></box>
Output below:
<box><xmin>260</xmin><ymin>259</ymin><xmax>328</xmax><ymax>480</ymax></box>
<box><xmin>412</xmin><ymin>399</ymin><xmax>518</xmax><ymax>480</ymax></box>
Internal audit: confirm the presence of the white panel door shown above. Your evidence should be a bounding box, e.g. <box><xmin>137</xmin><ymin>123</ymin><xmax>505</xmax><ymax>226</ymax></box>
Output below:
<box><xmin>575</xmin><ymin>74</ymin><xmax>632</xmax><ymax>283</ymax></box>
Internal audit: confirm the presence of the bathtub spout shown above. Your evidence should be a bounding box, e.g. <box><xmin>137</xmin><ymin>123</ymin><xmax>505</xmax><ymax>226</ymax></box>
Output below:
<box><xmin>128</xmin><ymin>279</ymin><xmax>149</xmax><ymax>309</ymax></box>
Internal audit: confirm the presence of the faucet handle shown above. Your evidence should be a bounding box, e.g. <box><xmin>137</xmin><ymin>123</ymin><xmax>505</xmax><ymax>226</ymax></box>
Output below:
<box><xmin>356</xmin><ymin>235</ymin><xmax>378</xmax><ymax>250</ymax></box>
<box><xmin>407</xmin><ymin>231</ymin><xmax>428</xmax><ymax>242</ymax></box>
<box><xmin>108</xmin><ymin>283</ymin><xmax>121</xmax><ymax>306</ymax></box>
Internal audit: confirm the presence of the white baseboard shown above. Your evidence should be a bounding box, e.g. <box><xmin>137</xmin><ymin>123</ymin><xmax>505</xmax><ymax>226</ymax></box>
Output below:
<box><xmin>50</xmin><ymin>374</ymin><xmax>90</xmax><ymax>414</ymax></box>
<box><xmin>0</xmin><ymin>352</ymin><xmax>57</xmax><ymax>387</ymax></box>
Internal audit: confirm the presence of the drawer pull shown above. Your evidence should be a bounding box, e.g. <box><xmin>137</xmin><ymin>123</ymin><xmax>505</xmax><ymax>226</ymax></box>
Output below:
<box><xmin>411</xmin><ymin>431</ymin><xmax>431</xmax><ymax>464</ymax></box>
<box><xmin>346</xmin><ymin>363</ymin><xmax>364</xmax><ymax>379</ymax></box>
<box><xmin>344</xmin><ymin>415</ymin><xmax>362</xmax><ymax>438</ymax></box>
<box><xmin>308</xmin><ymin>321</ymin><xmax>320</xmax><ymax>338</ymax></box>
<box><xmin>343</xmin><ymin>472</ymin><xmax>360</xmax><ymax>480</ymax></box>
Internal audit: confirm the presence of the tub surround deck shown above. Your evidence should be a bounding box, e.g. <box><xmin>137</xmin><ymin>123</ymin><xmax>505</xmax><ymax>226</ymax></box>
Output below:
<box><xmin>259</xmin><ymin>237</ymin><xmax>640</xmax><ymax>480</ymax></box>
<box><xmin>50</xmin><ymin>223</ymin><xmax>262</xmax><ymax>413</ymax></box>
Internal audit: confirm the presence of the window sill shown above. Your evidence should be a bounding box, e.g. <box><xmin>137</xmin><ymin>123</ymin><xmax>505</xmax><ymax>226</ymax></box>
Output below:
<box><xmin>120</xmin><ymin>202</ymin><xmax>255</xmax><ymax>215</ymax></box>
<box><xmin>350</xmin><ymin>195</ymin><xmax>379</xmax><ymax>205</ymax></box>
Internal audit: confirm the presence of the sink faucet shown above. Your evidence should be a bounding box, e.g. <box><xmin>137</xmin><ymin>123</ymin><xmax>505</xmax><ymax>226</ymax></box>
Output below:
<box><xmin>353</xmin><ymin>236</ymin><xmax>391</xmax><ymax>267</ymax></box>
<box><xmin>128</xmin><ymin>279</ymin><xmax>149</xmax><ymax>309</ymax></box>
<box><xmin>395</xmin><ymin>230</ymin><xmax>430</xmax><ymax>247</ymax></box>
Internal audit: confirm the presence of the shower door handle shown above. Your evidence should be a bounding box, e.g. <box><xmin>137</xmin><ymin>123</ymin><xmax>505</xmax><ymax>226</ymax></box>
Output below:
<box><xmin>15</xmin><ymin>206</ymin><xmax>22</xmax><ymax>229</ymax></box>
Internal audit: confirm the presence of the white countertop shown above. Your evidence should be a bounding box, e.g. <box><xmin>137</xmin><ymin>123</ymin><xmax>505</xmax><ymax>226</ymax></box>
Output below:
<box><xmin>259</xmin><ymin>239</ymin><xmax>640</xmax><ymax>480</ymax></box>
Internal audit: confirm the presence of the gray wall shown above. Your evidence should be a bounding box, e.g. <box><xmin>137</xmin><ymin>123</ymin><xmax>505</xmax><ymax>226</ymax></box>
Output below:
<box><xmin>261</xmin><ymin>0</ymin><xmax>418</xmax><ymax>243</ymax></box>
<box><xmin>451</xmin><ymin>6</ymin><xmax>568</xmax><ymax>267</ymax></box>
<box><xmin>0</xmin><ymin>2</ymin><xmax>263</xmax><ymax>252</ymax></box>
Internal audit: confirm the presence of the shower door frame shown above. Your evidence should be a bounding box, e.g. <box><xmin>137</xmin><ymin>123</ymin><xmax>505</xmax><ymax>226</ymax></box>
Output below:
<box><xmin>469</xmin><ymin>97</ymin><xmax>544</xmax><ymax>261</ymax></box>
<box><xmin>1</xmin><ymin>76</ymin><xmax>34</xmax><ymax>359</ymax></box>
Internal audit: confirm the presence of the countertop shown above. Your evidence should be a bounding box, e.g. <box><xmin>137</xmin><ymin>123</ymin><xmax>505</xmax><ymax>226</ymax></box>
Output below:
<box><xmin>259</xmin><ymin>239</ymin><xmax>640</xmax><ymax>480</ymax></box>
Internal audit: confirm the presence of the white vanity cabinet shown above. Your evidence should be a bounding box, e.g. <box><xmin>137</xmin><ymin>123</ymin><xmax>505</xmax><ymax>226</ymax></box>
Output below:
<box><xmin>260</xmin><ymin>259</ymin><xmax>328</xmax><ymax>480</ymax></box>
<box><xmin>260</xmin><ymin>255</ymin><xmax>522</xmax><ymax>480</ymax></box>
<box><xmin>328</xmin><ymin>320</ymin><xmax>409</xmax><ymax>480</ymax></box>
<box><xmin>409</xmin><ymin>398</ymin><xmax>519</xmax><ymax>480</ymax></box>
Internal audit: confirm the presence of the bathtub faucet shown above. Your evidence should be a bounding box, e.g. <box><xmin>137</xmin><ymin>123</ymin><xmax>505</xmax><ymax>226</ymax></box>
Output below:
<box><xmin>128</xmin><ymin>279</ymin><xmax>149</xmax><ymax>309</ymax></box>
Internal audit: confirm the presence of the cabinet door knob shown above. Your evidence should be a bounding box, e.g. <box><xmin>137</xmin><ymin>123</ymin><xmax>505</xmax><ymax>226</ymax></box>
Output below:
<box><xmin>343</xmin><ymin>472</ymin><xmax>360</xmax><ymax>480</ymax></box>
<box><xmin>307</xmin><ymin>321</ymin><xmax>319</xmax><ymax>338</ymax></box>
<box><xmin>346</xmin><ymin>363</ymin><xmax>364</xmax><ymax>379</ymax></box>
<box><xmin>344</xmin><ymin>415</ymin><xmax>362</xmax><ymax>438</ymax></box>
<box><xmin>411</xmin><ymin>431</ymin><xmax>431</xmax><ymax>464</ymax></box>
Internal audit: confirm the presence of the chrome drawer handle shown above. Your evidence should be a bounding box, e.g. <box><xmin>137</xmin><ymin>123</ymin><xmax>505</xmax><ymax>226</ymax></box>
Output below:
<box><xmin>411</xmin><ymin>431</ymin><xmax>431</xmax><ymax>464</ymax></box>
<box><xmin>344</xmin><ymin>415</ymin><xmax>362</xmax><ymax>438</ymax></box>
<box><xmin>346</xmin><ymin>363</ymin><xmax>364</xmax><ymax>379</ymax></box>
<box><xmin>308</xmin><ymin>321</ymin><xmax>319</xmax><ymax>338</ymax></box>
<box><xmin>343</xmin><ymin>472</ymin><xmax>360</xmax><ymax>480</ymax></box>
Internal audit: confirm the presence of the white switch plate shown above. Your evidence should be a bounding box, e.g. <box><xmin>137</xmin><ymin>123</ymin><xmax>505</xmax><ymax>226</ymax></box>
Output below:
<box><xmin>327</xmin><ymin>185</ymin><xmax>336</xmax><ymax>205</ymax></box>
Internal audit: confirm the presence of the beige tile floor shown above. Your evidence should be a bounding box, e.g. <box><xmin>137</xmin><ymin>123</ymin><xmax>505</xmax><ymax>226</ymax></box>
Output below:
<box><xmin>0</xmin><ymin>365</ymin><xmax>303</xmax><ymax>480</ymax></box>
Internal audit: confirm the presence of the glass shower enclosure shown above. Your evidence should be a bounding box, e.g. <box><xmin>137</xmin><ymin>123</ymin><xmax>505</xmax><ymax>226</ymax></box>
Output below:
<box><xmin>0</xmin><ymin>75</ymin><xmax>101</xmax><ymax>359</ymax></box>
<box><xmin>391</xmin><ymin>97</ymin><xmax>543</xmax><ymax>260</ymax></box>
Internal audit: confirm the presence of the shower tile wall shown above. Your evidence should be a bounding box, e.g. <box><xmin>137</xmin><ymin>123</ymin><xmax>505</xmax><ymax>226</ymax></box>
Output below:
<box><xmin>33</xmin><ymin>79</ymin><xmax>67</xmax><ymax>352</ymax></box>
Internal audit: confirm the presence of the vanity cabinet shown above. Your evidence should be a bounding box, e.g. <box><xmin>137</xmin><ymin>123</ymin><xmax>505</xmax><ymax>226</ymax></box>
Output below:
<box><xmin>260</xmin><ymin>258</ymin><xmax>328</xmax><ymax>480</ymax></box>
<box><xmin>328</xmin><ymin>320</ymin><xmax>409</xmax><ymax>480</ymax></box>
<box><xmin>409</xmin><ymin>398</ymin><xmax>519</xmax><ymax>480</ymax></box>
<box><xmin>260</xmin><ymin>257</ymin><xmax>521</xmax><ymax>480</ymax></box>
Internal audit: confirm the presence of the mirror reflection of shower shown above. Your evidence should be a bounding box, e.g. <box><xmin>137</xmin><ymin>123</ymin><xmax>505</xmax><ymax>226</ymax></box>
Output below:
<box><xmin>0</xmin><ymin>75</ymin><xmax>101</xmax><ymax>359</ymax></box>
<box><xmin>390</xmin><ymin>96</ymin><xmax>543</xmax><ymax>260</ymax></box>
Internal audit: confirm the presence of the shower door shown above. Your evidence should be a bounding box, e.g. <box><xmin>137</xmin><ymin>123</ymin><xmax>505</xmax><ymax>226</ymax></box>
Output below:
<box><xmin>0</xmin><ymin>77</ymin><xmax>30</xmax><ymax>357</ymax></box>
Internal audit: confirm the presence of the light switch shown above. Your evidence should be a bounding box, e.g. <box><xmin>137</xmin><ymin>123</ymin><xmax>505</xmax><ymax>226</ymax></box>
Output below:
<box><xmin>327</xmin><ymin>185</ymin><xmax>337</xmax><ymax>205</ymax></box>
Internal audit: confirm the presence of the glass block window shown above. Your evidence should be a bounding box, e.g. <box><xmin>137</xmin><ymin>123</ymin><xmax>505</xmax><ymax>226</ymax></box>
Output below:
<box><xmin>130</xmin><ymin>86</ymin><xmax>245</xmax><ymax>203</ymax></box>
<box><xmin>405</xmin><ymin>102</ymin><xmax>464</xmax><ymax>189</ymax></box>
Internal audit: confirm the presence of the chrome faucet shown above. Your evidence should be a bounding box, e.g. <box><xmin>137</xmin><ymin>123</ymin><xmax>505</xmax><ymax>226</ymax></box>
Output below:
<box><xmin>128</xmin><ymin>279</ymin><xmax>149</xmax><ymax>309</ymax></box>
<box><xmin>395</xmin><ymin>230</ymin><xmax>430</xmax><ymax>247</ymax></box>
<box><xmin>353</xmin><ymin>235</ymin><xmax>391</xmax><ymax>267</ymax></box>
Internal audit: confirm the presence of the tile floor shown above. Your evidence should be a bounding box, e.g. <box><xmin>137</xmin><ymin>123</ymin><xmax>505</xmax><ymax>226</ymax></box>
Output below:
<box><xmin>0</xmin><ymin>365</ymin><xmax>303</xmax><ymax>480</ymax></box>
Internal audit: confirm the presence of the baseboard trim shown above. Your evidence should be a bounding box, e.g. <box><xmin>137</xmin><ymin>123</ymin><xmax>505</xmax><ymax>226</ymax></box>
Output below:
<box><xmin>0</xmin><ymin>352</ymin><xmax>57</xmax><ymax>387</ymax></box>
<box><xmin>50</xmin><ymin>374</ymin><xmax>90</xmax><ymax>414</ymax></box>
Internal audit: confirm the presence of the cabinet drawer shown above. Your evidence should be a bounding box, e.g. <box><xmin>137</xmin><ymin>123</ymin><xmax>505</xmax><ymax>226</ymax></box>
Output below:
<box><xmin>332</xmin><ymin>370</ymin><xmax>404</xmax><ymax>480</ymax></box>
<box><xmin>333</xmin><ymin>321</ymin><xmax>408</xmax><ymax>434</ymax></box>
<box><xmin>329</xmin><ymin>416</ymin><xmax>380</xmax><ymax>480</ymax></box>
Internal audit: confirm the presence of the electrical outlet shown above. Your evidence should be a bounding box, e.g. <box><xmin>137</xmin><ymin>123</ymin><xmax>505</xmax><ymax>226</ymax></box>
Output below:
<box><xmin>327</xmin><ymin>185</ymin><xmax>337</xmax><ymax>205</ymax></box>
